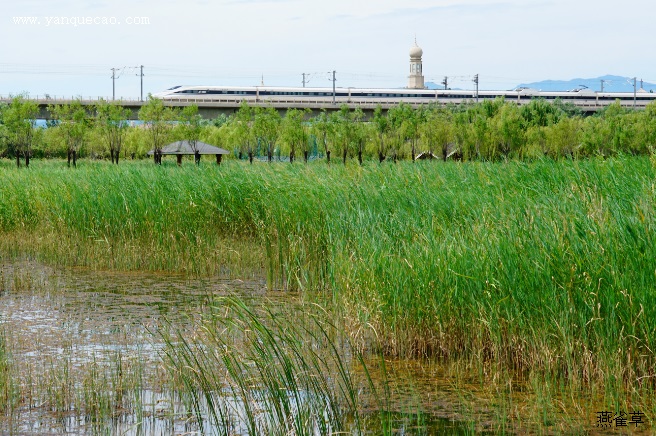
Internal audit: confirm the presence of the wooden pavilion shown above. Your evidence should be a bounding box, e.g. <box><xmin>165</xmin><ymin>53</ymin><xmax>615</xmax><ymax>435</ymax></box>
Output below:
<box><xmin>147</xmin><ymin>140</ymin><xmax>230</xmax><ymax>165</ymax></box>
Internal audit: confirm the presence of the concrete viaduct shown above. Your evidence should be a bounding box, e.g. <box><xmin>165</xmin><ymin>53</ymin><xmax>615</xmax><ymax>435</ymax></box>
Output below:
<box><xmin>0</xmin><ymin>95</ymin><xmax>637</xmax><ymax>120</ymax></box>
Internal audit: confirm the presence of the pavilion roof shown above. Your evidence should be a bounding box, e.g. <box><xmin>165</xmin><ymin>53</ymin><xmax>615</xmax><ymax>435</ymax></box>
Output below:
<box><xmin>147</xmin><ymin>140</ymin><xmax>230</xmax><ymax>155</ymax></box>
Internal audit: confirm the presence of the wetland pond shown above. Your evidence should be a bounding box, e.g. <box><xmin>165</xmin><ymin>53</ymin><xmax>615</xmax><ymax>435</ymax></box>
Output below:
<box><xmin>0</xmin><ymin>261</ymin><xmax>478</xmax><ymax>435</ymax></box>
<box><xmin>0</xmin><ymin>261</ymin><xmax>642</xmax><ymax>435</ymax></box>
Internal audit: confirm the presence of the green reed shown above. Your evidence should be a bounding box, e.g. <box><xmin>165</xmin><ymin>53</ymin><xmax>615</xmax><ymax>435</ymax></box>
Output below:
<box><xmin>0</xmin><ymin>330</ymin><xmax>18</xmax><ymax>414</ymax></box>
<box><xmin>160</xmin><ymin>297</ymin><xmax>376</xmax><ymax>435</ymax></box>
<box><xmin>0</xmin><ymin>157</ymin><xmax>654</xmax><ymax>392</ymax></box>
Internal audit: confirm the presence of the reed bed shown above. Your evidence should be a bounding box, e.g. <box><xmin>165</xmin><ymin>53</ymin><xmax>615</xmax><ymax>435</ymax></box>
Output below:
<box><xmin>0</xmin><ymin>157</ymin><xmax>655</xmax><ymax>395</ymax></box>
<box><xmin>160</xmin><ymin>297</ymin><xmax>378</xmax><ymax>435</ymax></box>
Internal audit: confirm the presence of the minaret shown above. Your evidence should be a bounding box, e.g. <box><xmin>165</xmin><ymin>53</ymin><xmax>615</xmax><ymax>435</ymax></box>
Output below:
<box><xmin>408</xmin><ymin>38</ymin><xmax>424</xmax><ymax>89</ymax></box>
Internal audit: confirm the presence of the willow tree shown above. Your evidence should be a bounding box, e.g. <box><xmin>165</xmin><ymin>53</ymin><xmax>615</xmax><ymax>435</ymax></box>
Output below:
<box><xmin>139</xmin><ymin>95</ymin><xmax>175</xmax><ymax>164</ymax></box>
<box><xmin>3</xmin><ymin>96</ymin><xmax>39</xmax><ymax>168</ymax></box>
<box><xmin>280</xmin><ymin>108</ymin><xmax>309</xmax><ymax>163</ymax></box>
<box><xmin>372</xmin><ymin>105</ymin><xmax>389</xmax><ymax>163</ymax></box>
<box><xmin>422</xmin><ymin>107</ymin><xmax>454</xmax><ymax>161</ymax></box>
<box><xmin>333</xmin><ymin>105</ymin><xmax>359</xmax><ymax>165</ymax></box>
<box><xmin>253</xmin><ymin>107</ymin><xmax>281</xmax><ymax>162</ymax></box>
<box><xmin>50</xmin><ymin>99</ymin><xmax>90</xmax><ymax>167</ymax></box>
<box><xmin>232</xmin><ymin>101</ymin><xmax>255</xmax><ymax>163</ymax></box>
<box><xmin>495</xmin><ymin>103</ymin><xmax>525</xmax><ymax>159</ymax></box>
<box><xmin>311</xmin><ymin>110</ymin><xmax>333</xmax><ymax>164</ymax></box>
<box><xmin>96</xmin><ymin>99</ymin><xmax>131</xmax><ymax>164</ymax></box>
<box><xmin>387</xmin><ymin>103</ymin><xmax>411</xmax><ymax>162</ymax></box>
<box><xmin>351</xmin><ymin>107</ymin><xmax>366</xmax><ymax>165</ymax></box>
<box><xmin>178</xmin><ymin>105</ymin><xmax>204</xmax><ymax>164</ymax></box>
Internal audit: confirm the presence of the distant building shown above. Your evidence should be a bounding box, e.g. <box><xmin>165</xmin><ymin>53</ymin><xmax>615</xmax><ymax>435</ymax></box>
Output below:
<box><xmin>408</xmin><ymin>39</ymin><xmax>425</xmax><ymax>89</ymax></box>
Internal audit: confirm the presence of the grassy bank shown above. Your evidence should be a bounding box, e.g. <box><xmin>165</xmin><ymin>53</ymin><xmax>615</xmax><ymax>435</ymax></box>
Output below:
<box><xmin>0</xmin><ymin>157</ymin><xmax>655</xmax><ymax>391</ymax></box>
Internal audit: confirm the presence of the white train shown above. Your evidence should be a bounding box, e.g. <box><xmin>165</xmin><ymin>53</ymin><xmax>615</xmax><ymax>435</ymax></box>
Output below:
<box><xmin>152</xmin><ymin>85</ymin><xmax>656</xmax><ymax>109</ymax></box>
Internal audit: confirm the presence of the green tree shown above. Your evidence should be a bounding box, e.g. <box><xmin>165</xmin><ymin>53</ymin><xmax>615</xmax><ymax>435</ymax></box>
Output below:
<box><xmin>50</xmin><ymin>99</ymin><xmax>90</xmax><ymax>167</ymax></box>
<box><xmin>333</xmin><ymin>105</ymin><xmax>361</xmax><ymax>165</ymax></box>
<box><xmin>178</xmin><ymin>105</ymin><xmax>204</xmax><ymax>164</ymax></box>
<box><xmin>311</xmin><ymin>110</ymin><xmax>333</xmax><ymax>164</ymax></box>
<box><xmin>280</xmin><ymin>108</ymin><xmax>310</xmax><ymax>163</ymax></box>
<box><xmin>96</xmin><ymin>99</ymin><xmax>131</xmax><ymax>164</ymax></box>
<box><xmin>372</xmin><ymin>105</ymin><xmax>389</xmax><ymax>163</ymax></box>
<box><xmin>637</xmin><ymin>101</ymin><xmax>656</xmax><ymax>152</ymax></box>
<box><xmin>232</xmin><ymin>102</ymin><xmax>255</xmax><ymax>163</ymax></box>
<box><xmin>545</xmin><ymin>116</ymin><xmax>583</xmax><ymax>158</ymax></box>
<box><xmin>387</xmin><ymin>103</ymin><xmax>417</xmax><ymax>162</ymax></box>
<box><xmin>493</xmin><ymin>103</ymin><xmax>524</xmax><ymax>159</ymax></box>
<box><xmin>421</xmin><ymin>107</ymin><xmax>454</xmax><ymax>160</ymax></box>
<box><xmin>253</xmin><ymin>107</ymin><xmax>281</xmax><ymax>162</ymax></box>
<box><xmin>351</xmin><ymin>107</ymin><xmax>366</xmax><ymax>165</ymax></box>
<box><xmin>139</xmin><ymin>95</ymin><xmax>175</xmax><ymax>164</ymax></box>
<box><xmin>520</xmin><ymin>98</ymin><xmax>562</xmax><ymax>128</ymax></box>
<box><xmin>453</xmin><ymin>109</ymin><xmax>476</xmax><ymax>161</ymax></box>
<box><xmin>3</xmin><ymin>96</ymin><xmax>39</xmax><ymax>167</ymax></box>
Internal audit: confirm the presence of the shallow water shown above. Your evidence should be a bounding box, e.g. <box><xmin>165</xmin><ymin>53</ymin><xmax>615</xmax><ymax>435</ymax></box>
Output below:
<box><xmin>0</xmin><ymin>261</ymin><xmax>475</xmax><ymax>435</ymax></box>
<box><xmin>3</xmin><ymin>260</ymin><xmax>649</xmax><ymax>435</ymax></box>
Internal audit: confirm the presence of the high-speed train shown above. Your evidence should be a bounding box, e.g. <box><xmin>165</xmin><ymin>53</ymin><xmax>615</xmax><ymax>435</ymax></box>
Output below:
<box><xmin>152</xmin><ymin>85</ymin><xmax>656</xmax><ymax>109</ymax></box>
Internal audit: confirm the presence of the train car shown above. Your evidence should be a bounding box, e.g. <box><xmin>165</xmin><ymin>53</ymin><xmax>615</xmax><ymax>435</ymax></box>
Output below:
<box><xmin>152</xmin><ymin>85</ymin><xmax>656</xmax><ymax>109</ymax></box>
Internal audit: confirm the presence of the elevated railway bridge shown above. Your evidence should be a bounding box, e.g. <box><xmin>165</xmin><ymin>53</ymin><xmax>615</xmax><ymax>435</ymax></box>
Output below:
<box><xmin>0</xmin><ymin>93</ymin><xmax>652</xmax><ymax>121</ymax></box>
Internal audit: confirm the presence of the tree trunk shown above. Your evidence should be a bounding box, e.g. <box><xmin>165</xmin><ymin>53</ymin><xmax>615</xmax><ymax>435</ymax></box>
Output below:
<box><xmin>72</xmin><ymin>150</ymin><xmax>77</xmax><ymax>168</ymax></box>
<box><xmin>115</xmin><ymin>151</ymin><xmax>120</xmax><ymax>165</ymax></box>
<box><xmin>67</xmin><ymin>151</ymin><xmax>71</xmax><ymax>167</ymax></box>
<box><xmin>378</xmin><ymin>152</ymin><xmax>385</xmax><ymax>163</ymax></box>
<box><xmin>342</xmin><ymin>149</ymin><xmax>347</xmax><ymax>165</ymax></box>
<box><xmin>304</xmin><ymin>151</ymin><xmax>308</xmax><ymax>163</ymax></box>
<box><xmin>195</xmin><ymin>151</ymin><xmax>200</xmax><ymax>165</ymax></box>
<box><xmin>238</xmin><ymin>151</ymin><xmax>243</xmax><ymax>160</ymax></box>
<box><xmin>290</xmin><ymin>151</ymin><xmax>294</xmax><ymax>164</ymax></box>
<box><xmin>110</xmin><ymin>149</ymin><xmax>114</xmax><ymax>164</ymax></box>
<box><xmin>248</xmin><ymin>152</ymin><xmax>253</xmax><ymax>164</ymax></box>
<box><xmin>16</xmin><ymin>153</ymin><xmax>20</xmax><ymax>168</ymax></box>
<box><xmin>153</xmin><ymin>150</ymin><xmax>158</xmax><ymax>164</ymax></box>
<box><xmin>25</xmin><ymin>151</ymin><xmax>30</xmax><ymax>168</ymax></box>
<box><xmin>326</xmin><ymin>150</ymin><xmax>330</xmax><ymax>165</ymax></box>
<box><xmin>358</xmin><ymin>150</ymin><xmax>363</xmax><ymax>165</ymax></box>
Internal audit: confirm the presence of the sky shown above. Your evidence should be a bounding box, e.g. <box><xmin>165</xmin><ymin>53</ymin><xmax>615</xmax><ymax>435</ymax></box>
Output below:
<box><xmin>1</xmin><ymin>0</ymin><xmax>654</xmax><ymax>99</ymax></box>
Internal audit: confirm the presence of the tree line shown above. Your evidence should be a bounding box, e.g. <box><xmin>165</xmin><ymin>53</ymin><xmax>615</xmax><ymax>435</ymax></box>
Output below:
<box><xmin>1</xmin><ymin>94</ymin><xmax>655</xmax><ymax>167</ymax></box>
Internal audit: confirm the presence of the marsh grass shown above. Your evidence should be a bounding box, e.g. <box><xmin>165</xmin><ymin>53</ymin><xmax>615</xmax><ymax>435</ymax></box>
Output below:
<box><xmin>0</xmin><ymin>330</ymin><xmax>18</xmax><ymax>414</ymax></box>
<box><xmin>159</xmin><ymin>297</ymin><xmax>375</xmax><ymax>435</ymax></box>
<box><xmin>1</xmin><ymin>157</ymin><xmax>655</xmax><ymax>431</ymax></box>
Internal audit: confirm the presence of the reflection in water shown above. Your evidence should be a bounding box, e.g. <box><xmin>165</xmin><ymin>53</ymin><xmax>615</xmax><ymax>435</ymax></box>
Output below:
<box><xmin>0</xmin><ymin>261</ymin><xmax>471</xmax><ymax>434</ymax></box>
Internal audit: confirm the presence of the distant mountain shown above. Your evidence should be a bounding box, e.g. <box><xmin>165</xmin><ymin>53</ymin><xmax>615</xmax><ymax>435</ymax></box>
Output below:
<box><xmin>517</xmin><ymin>75</ymin><xmax>655</xmax><ymax>93</ymax></box>
<box><xmin>425</xmin><ymin>81</ymin><xmax>462</xmax><ymax>90</ymax></box>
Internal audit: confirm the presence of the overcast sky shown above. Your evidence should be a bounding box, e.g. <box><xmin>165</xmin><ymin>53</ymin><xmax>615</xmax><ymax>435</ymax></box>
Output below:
<box><xmin>1</xmin><ymin>0</ymin><xmax>653</xmax><ymax>99</ymax></box>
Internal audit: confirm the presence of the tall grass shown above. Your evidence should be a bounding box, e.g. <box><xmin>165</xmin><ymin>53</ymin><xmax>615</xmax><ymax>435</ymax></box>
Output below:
<box><xmin>160</xmin><ymin>297</ymin><xmax>378</xmax><ymax>435</ymax></box>
<box><xmin>0</xmin><ymin>157</ymin><xmax>655</xmax><ymax>391</ymax></box>
<box><xmin>0</xmin><ymin>330</ymin><xmax>18</xmax><ymax>414</ymax></box>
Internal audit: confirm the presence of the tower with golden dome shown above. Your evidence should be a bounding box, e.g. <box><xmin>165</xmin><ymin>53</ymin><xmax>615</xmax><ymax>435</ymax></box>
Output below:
<box><xmin>408</xmin><ymin>39</ymin><xmax>425</xmax><ymax>89</ymax></box>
